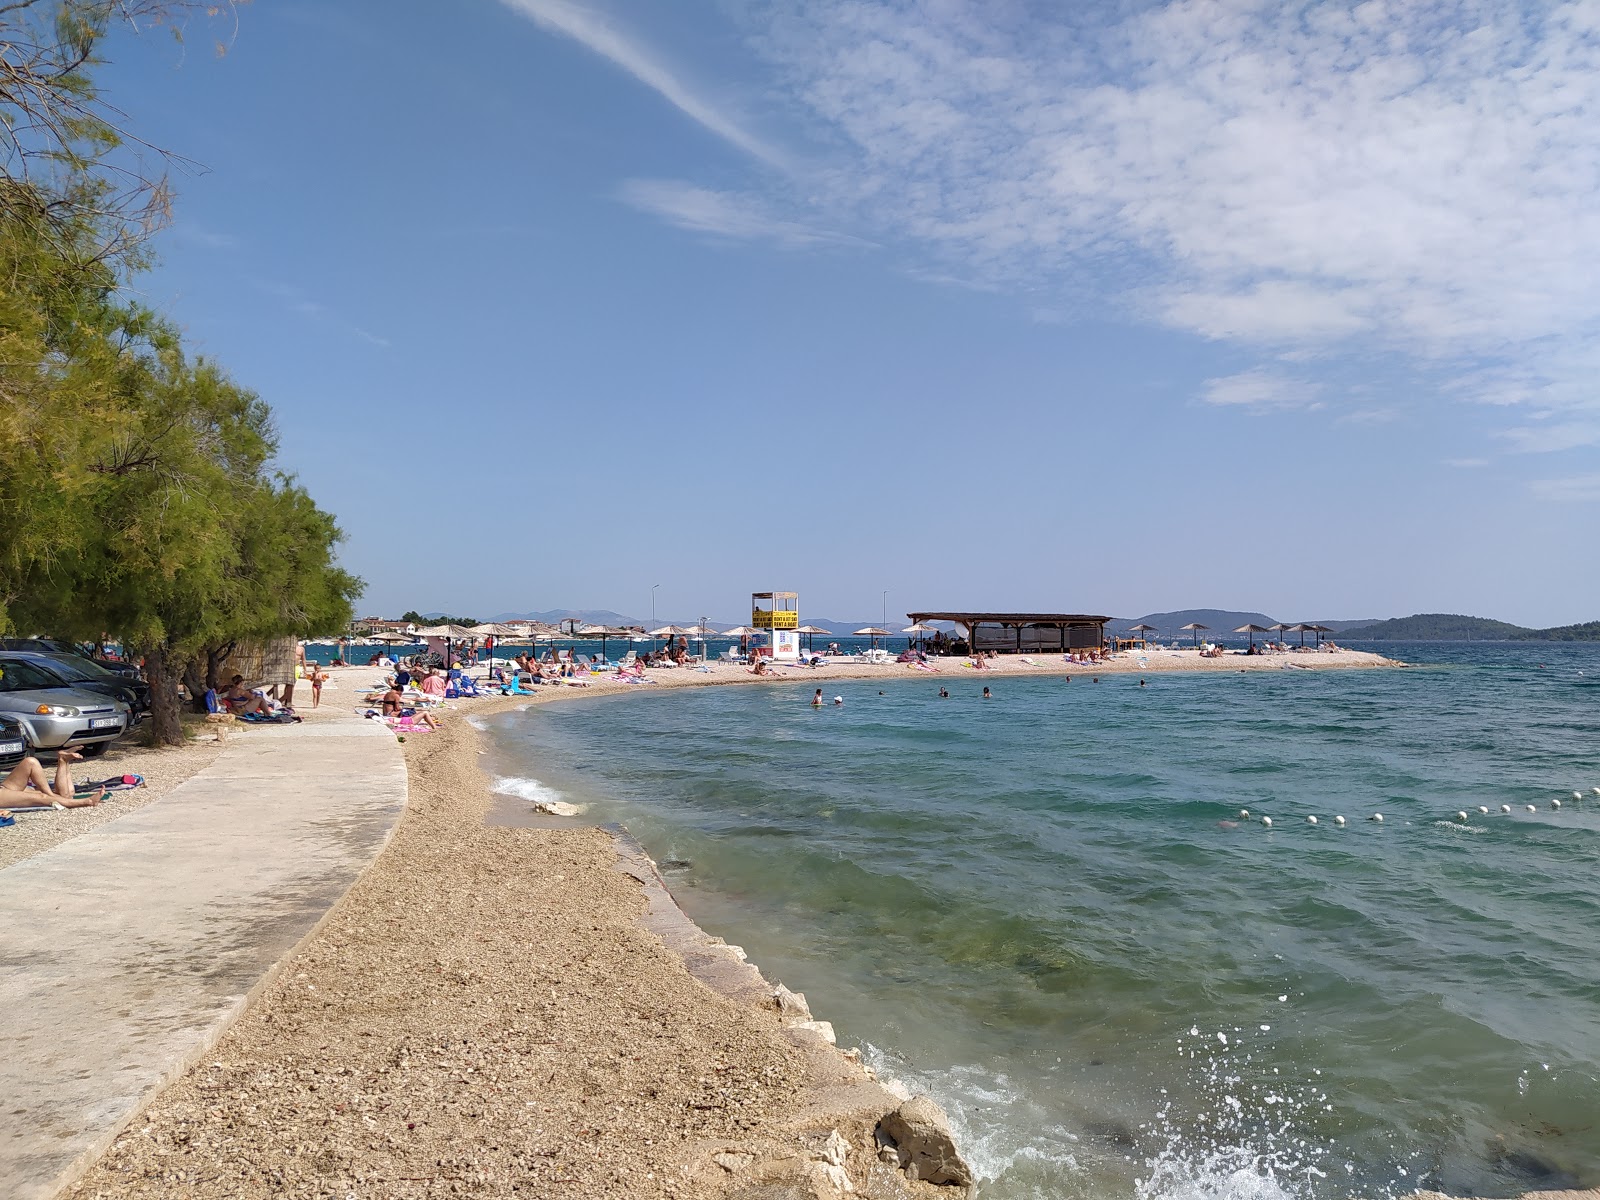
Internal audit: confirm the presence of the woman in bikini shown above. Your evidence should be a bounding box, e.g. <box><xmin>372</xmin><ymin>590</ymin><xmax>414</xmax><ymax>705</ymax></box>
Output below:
<box><xmin>1</xmin><ymin>749</ymin><xmax>105</xmax><ymax>814</ymax></box>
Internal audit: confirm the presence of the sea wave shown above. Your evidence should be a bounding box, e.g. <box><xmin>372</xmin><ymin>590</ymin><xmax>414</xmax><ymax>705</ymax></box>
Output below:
<box><xmin>491</xmin><ymin>775</ymin><xmax>584</xmax><ymax>817</ymax></box>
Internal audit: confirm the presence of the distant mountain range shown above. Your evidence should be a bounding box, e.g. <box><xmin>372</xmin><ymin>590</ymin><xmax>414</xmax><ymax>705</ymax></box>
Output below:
<box><xmin>435</xmin><ymin>608</ymin><xmax>1598</xmax><ymax>642</ymax></box>
<box><xmin>1107</xmin><ymin>610</ymin><xmax>1382</xmax><ymax>636</ymax></box>
<box><xmin>1335</xmin><ymin>614</ymin><xmax>1600</xmax><ymax>641</ymax></box>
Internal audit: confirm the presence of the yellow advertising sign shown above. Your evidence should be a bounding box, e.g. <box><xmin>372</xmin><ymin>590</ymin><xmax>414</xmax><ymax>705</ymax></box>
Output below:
<box><xmin>752</xmin><ymin>609</ymin><xmax>799</xmax><ymax>630</ymax></box>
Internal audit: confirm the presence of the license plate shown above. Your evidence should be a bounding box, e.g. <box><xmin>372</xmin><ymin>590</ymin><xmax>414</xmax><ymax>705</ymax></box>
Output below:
<box><xmin>0</xmin><ymin>740</ymin><xmax>22</xmax><ymax>755</ymax></box>
<box><xmin>88</xmin><ymin>717</ymin><xmax>122</xmax><ymax>729</ymax></box>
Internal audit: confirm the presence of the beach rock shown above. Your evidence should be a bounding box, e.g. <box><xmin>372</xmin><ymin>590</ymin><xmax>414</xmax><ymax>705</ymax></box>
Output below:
<box><xmin>714</xmin><ymin>1149</ymin><xmax>755</xmax><ymax>1173</ymax></box>
<box><xmin>795</xmin><ymin>1019</ymin><xmax>837</xmax><ymax>1045</ymax></box>
<box><xmin>774</xmin><ymin>983</ymin><xmax>813</xmax><ymax>1019</ymax></box>
<box><xmin>877</xmin><ymin>1097</ymin><xmax>973</xmax><ymax>1187</ymax></box>
<box><xmin>806</xmin><ymin>1160</ymin><xmax>854</xmax><ymax>1196</ymax></box>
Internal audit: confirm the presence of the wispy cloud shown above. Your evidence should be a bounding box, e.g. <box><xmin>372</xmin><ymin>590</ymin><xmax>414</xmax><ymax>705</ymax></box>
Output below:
<box><xmin>1530</xmin><ymin>473</ymin><xmax>1600</xmax><ymax>502</ymax></box>
<box><xmin>500</xmin><ymin>0</ymin><xmax>785</xmax><ymax>167</ymax></box>
<box><xmin>251</xmin><ymin>279</ymin><xmax>388</xmax><ymax>349</ymax></box>
<box><xmin>1200</xmin><ymin>370</ymin><xmax>1321</xmax><ymax>414</ymax></box>
<box><xmin>1444</xmin><ymin>457</ymin><xmax>1489</xmax><ymax>469</ymax></box>
<box><xmin>735</xmin><ymin>0</ymin><xmax>1600</xmax><ymax>438</ymax></box>
<box><xmin>618</xmin><ymin>179</ymin><xmax>860</xmax><ymax>247</ymax></box>
<box><xmin>1499</xmin><ymin>422</ymin><xmax>1600</xmax><ymax>454</ymax></box>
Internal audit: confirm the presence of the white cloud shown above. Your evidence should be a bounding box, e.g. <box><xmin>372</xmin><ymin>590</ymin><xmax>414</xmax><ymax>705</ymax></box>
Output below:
<box><xmin>739</xmin><ymin>0</ymin><xmax>1600</xmax><ymax>433</ymax></box>
<box><xmin>1499</xmin><ymin>421</ymin><xmax>1600</xmax><ymax>454</ymax></box>
<box><xmin>1529</xmin><ymin>473</ymin><xmax>1600</xmax><ymax>502</ymax></box>
<box><xmin>617</xmin><ymin>179</ymin><xmax>861</xmax><ymax>247</ymax></box>
<box><xmin>1199</xmin><ymin>369</ymin><xmax>1321</xmax><ymax>414</ymax></box>
<box><xmin>501</xmin><ymin>0</ymin><xmax>785</xmax><ymax>167</ymax></box>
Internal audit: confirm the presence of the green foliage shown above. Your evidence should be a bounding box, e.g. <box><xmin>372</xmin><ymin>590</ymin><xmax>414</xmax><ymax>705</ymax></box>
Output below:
<box><xmin>400</xmin><ymin>610</ymin><xmax>478</xmax><ymax>627</ymax></box>
<box><xmin>1339</xmin><ymin>613</ymin><xmax>1600</xmax><ymax>641</ymax></box>
<box><xmin>1513</xmin><ymin>621</ymin><xmax>1600</xmax><ymax>642</ymax></box>
<box><xmin>0</xmin><ymin>2</ymin><xmax>350</xmax><ymax>743</ymax></box>
<box><xmin>1339</xmin><ymin>614</ymin><xmax>1533</xmax><ymax>640</ymax></box>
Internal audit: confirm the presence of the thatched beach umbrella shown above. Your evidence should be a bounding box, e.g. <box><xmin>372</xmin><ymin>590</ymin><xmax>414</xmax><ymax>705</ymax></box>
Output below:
<box><xmin>1234</xmin><ymin>623</ymin><xmax>1270</xmax><ymax>648</ymax></box>
<box><xmin>1127</xmin><ymin>622</ymin><xmax>1158</xmax><ymax>646</ymax></box>
<box><xmin>854</xmin><ymin>626</ymin><xmax>891</xmax><ymax>651</ymax></box>
<box><xmin>577</xmin><ymin>624</ymin><xmax>629</xmax><ymax>659</ymax></box>
<box><xmin>902</xmin><ymin>622</ymin><xmax>937</xmax><ymax>652</ymax></box>
<box><xmin>1180</xmin><ymin>622</ymin><xmax>1209</xmax><ymax>646</ymax></box>
<box><xmin>796</xmin><ymin>624</ymin><xmax>832</xmax><ymax>653</ymax></box>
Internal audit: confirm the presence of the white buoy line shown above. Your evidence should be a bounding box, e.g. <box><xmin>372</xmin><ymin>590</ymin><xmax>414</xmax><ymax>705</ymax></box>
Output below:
<box><xmin>1238</xmin><ymin>789</ymin><xmax>1587</xmax><ymax>830</ymax></box>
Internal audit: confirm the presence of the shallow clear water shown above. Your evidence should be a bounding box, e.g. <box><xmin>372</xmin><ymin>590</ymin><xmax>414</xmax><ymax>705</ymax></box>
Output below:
<box><xmin>483</xmin><ymin>643</ymin><xmax>1600</xmax><ymax>1199</ymax></box>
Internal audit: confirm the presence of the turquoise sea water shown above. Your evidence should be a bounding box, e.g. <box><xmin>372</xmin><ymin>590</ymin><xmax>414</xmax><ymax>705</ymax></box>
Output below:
<box><xmin>482</xmin><ymin>644</ymin><xmax>1600</xmax><ymax>1200</ymax></box>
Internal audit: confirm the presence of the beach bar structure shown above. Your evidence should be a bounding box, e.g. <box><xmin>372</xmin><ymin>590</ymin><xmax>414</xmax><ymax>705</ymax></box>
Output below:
<box><xmin>751</xmin><ymin>591</ymin><xmax>800</xmax><ymax>661</ymax></box>
<box><xmin>907</xmin><ymin>611</ymin><xmax>1111</xmax><ymax>655</ymax></box>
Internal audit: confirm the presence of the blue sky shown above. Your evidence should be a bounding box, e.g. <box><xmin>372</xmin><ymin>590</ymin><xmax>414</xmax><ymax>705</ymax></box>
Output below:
<box><xmin>99</xmin><ymin>1</ymin><xmax>1600</xmax><ymax>626</ymax></box>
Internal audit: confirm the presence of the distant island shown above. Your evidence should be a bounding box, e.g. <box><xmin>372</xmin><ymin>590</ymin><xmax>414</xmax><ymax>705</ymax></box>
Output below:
<box><xmin>1339</xmin><ymin>614</ymin><xmax>1600</xmax><ymax>641</ymax></box>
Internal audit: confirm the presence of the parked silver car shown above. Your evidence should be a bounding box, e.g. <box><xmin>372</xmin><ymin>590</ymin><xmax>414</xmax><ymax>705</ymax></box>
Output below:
<box><xmin>0</xmin><ymin>655</ymin><xmax>130</xmax><ymax>756</ymax></box>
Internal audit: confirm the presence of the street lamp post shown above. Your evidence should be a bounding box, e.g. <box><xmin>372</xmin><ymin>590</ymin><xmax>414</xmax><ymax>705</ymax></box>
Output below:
<box><xmin>651</xmin><ymin>583</ymin><xmax>660</xmax><ymax>653</ymax></box>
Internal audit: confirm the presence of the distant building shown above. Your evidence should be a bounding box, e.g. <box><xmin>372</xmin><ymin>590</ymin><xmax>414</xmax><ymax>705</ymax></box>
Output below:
<box><xmin>350</xmin><ymin>617</ymin><xmax>417</xmax><ymax>635</ymax></box>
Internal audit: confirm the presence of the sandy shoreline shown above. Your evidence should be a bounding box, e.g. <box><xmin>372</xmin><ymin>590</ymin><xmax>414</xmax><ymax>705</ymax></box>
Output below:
<box><xmin>63</xmin><ymin>647</ymin><xmax>1404</xmax><ymax>1197</ymax></box>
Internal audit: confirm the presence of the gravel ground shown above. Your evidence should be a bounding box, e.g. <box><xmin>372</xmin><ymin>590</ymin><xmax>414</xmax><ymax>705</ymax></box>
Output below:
<box><xmin>0</xmin><ymin>720</ymin><xmax>227</xmax><ymax>872</ymax></box>
<box><xmin>69</xmin><ymin>696</ymin><xmax>930</xmax><ymax>1199</ymax></box>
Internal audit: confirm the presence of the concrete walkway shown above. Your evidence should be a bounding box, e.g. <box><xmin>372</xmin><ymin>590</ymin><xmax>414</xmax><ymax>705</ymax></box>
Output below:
<box><xmin>0</xmin><ymin>710</ymin><xmax>407</xmax><ymax>1200</ymax></box>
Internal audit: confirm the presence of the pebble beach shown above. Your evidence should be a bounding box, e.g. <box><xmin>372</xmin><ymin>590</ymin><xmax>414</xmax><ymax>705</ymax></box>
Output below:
<box><xmin>41</xmin><ymin>645</ymin><xmax>1409</xmax><ymax>1198</ymax></box>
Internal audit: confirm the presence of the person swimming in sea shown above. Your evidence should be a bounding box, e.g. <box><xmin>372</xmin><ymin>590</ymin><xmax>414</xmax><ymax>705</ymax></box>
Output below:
<box><xmin>812</xmin><ymin>688</ymin><xmax>823</xmax><ymax>707</ymax></box>
<box><xmin>982</xmin><ymin>686</ymin><xmax>992</xmax><ymax>699</ymax></box>
<box><xmin>938</xmin><ymin>687</ymin><xmax>948</xmax><ymax>698</ymax></box>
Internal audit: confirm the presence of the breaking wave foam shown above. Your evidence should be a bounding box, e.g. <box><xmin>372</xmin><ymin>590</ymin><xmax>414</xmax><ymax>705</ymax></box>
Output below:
<box><xmin>492</xmin><ymin>775</ymin><xmax>584</xmax><ymax>816</ymax></box>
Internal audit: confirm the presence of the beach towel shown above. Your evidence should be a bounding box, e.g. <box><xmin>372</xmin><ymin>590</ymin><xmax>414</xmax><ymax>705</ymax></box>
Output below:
<box><xmin>74</xmin><ymin>774</ymin><xmax>144</xmax><ymax>797</ymax></box>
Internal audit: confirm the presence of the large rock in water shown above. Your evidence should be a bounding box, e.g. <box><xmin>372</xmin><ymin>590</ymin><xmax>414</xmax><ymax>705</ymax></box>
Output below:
<box><xmin>878</xmin><ymin>1097</ymin><xmax>973</xmax><ymax>1187</ymax></box>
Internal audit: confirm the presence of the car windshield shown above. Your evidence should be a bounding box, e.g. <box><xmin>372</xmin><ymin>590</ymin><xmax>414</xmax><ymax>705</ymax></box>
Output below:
<box><xmin>0</xmin><ymin>658</ymin><xmax>71</xmax><ymax>692</ymax></box>
<box><xmin>35</xmin><ymin>655</ymin><xmax>110</xmax><ymax>683</ymax></box>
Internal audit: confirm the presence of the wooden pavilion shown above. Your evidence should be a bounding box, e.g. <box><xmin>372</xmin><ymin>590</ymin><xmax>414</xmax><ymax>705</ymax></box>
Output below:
<box><xmin>905</xmin><ymin>611</ymin><xmax>1112</xmax><ymax>655</ymax></box>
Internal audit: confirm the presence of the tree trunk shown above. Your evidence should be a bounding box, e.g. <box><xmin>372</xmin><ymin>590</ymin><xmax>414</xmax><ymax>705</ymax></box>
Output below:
<box><xmin>181</xmin><ymin>656</ymin><xmax>209</xmax><ymax>714</ymax></box>
<box><xmin>205</xmin><ymin>641</ymin><xmax>236</xmax><ymax>691</ymax></box>
<box><xmin>143</xmin><ymin>643</ymin><xmax>186</xmax><ymax>747</ymax></box>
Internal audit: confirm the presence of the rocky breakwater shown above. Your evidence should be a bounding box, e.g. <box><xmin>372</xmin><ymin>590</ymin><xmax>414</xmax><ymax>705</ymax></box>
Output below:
<box><xmin>618</xmin><ymin>831</ymin><xmax>975</xmax><ymax>1198</ymax></box>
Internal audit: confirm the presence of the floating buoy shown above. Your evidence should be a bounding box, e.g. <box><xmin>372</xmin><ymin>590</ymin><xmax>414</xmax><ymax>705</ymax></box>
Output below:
<box><xmin>1574</xmin><ymin>792</ymin><xmax>1584</xmax><ymax>802</ymax></box>
<box><xmin>1307</xmin><ymin>815</ymin><xmax>1318</xmax><ymax>825</ymax></box>
<box><xmin>1239</xmin><ymin>809</ymin><xmax>1250</xmax><ymax>819</ymax></box>
<box><xmin>1526</xmin><ymin>804</ymin><xmax>1537</xmax><ymax>813</ymax></box>
<box><xmin>1552</xmin><ymin>798</ymin><xmax>1562</xmax><ymax>810</ymax></box>
<box><xmin>1456</xmin><ymin>811</ymin><xmax>1468</xmax><ymax>822</ymax></box>
<box><xmin>1369</xmin><ymin>813</ymin><xmax>1384</xmax><ymax>823</ymax></box>
<box><xmin>1261</xmin><ymin>816</ymin><xmax>1273</xmax><ymax>827</ymax></box>
<box><xmin>1333</xmin><ymin>815</ymin><xmax>1346</xmax><ymax>826</ymax></box>
<box><xmin>1500</xmin><ymin>804</ymin><xmax>1512</xmax><ymax>814</ymax></box>
<box><xmin>1592</xmin><ymin>787</ymin><xmax>1600</xmax><ymax>797</ymax></box>
<box><xmin>1478</xmin><ymin>806</ymin><xmax>1489</xmax><ymax>814</ymax></box>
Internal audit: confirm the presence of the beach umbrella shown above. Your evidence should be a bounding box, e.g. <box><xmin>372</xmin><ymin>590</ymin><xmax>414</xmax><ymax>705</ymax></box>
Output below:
<box><xmin>367</xmin><ymin>630</ymin><xmax>416</xmax><ymax>645</ymax></box>
<box><xmin>1308</xmin><ymin>623</ymin><xmax>1333</xmax><ymax>644</ymax></box>
<box><xmin>796</xmin><ymin>624</ymin><xmax>831</xmax><ymax>652</ymax></box>
<box><xmin>469</xmin><ymin>622</ymin><xmax>516</xmax><ymax>669</ymax></box>
<box><xmin>577</xmin><ymin>623</ymin><xmax>629</xmax><ymax>659</ymax></box>
<box><xmin>1267</xmin><ymin>623</ymin><xmax>1293</xmax><ymax>645</ymax></box>
<box><xmin>1286</xmin><ymin>622</ymin><xmax>1312</xmax><ymax>647</ymax></box>
<box><xmin>855</xmin><ymin>626</ymin><xmax>891</xmax><ymax>650</ymax></box>
<box><xmin>1234</xmin><ymin>623</ymin><xmax>1270</xmax><ymax>648</ymax></box>
<box><xmin>1181</xmin><ymin>622</ymin><xmax>1209</xmax><ymax>646</ymax></box>
<box><xmin>1126</xmin><ymin>622</ymin><xmax>1158</xmax><ymax>646</ymax></box>
<box><xmin>683</xmin><ymin>622</ymin><xmax>717</xmax><ymax>661</ymax></box>
<box><xmin>902</xmin><ymin>622</ymin><xmax>938</xmax><ymax>652</ymax></box>
<box><xmin>411</xmin><ymin>623</ymin><xmax>475</xmax><ymax>666</ymax></box>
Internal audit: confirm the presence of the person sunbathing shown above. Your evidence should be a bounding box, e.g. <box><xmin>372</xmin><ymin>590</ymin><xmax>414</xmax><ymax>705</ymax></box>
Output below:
<box><xmin>1</xmin><ymin>750</ymin><xmax>105</xmax><ymax>809</ymax></box>
<box><xmin>419</xmin><ymin>669</ymin><xmax>447</xmax><ymax>697</ymax></box>
<box><xmin>222</xmin><ymin>676</ymin><xmax>269</xmax><ymax>717</ymax></box>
